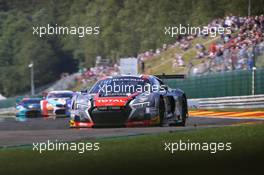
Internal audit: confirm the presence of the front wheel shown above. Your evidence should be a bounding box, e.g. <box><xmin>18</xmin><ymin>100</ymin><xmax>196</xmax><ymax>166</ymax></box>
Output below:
<box><xmin>158</xmin><ymin>97</ymin><xmax>165</xmax><ymax>127</ymax></box>
<box><xmin>178</xmin><ymin>97</ymin><xmax>187</xmax><ymax>126</ymax></box>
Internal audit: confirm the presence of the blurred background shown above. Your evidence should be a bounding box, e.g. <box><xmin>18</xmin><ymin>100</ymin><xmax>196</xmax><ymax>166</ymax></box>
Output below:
<box><xmin>0</xmin><ymin>0</ymin><xmax>263</xmax><ymax>101</ymax></box>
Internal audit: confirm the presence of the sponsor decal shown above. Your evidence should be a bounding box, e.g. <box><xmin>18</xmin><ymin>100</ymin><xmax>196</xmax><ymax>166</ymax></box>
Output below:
<box><xmin>94</xmin><ymin>96</ymin><xmax>129</xmax><ymax>107</ymax></box>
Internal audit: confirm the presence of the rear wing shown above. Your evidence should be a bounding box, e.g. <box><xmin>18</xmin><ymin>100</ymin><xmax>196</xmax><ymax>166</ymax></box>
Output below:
<box><xmin>154</xmin><ymin>74</ymin><xmax>186</xmax><ymax>80</ymax></box>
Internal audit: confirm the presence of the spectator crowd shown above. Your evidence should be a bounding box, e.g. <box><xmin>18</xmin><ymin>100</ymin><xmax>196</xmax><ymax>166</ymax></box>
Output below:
<box><xmin>138</xmin><ymin>15</ymin><xmax>264</xmax><ymax>74</ymax></box>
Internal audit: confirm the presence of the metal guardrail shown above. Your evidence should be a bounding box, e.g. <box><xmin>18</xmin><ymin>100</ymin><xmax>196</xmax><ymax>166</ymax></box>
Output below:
<box><xmin>188</xmin><ymin>94</ymin><xmax>264</xmax><ymax>109</ymax></box>
<box><xmin>0</xmin><ymin>107</ymin><xmax>16</xmax><ymax>115</ymax></box>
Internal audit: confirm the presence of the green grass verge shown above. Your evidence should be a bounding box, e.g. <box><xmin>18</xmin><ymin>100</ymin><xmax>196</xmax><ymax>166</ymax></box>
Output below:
<box><xmin>0</xmin><ymin>124</ymin><xmax>263</xmax><ymax>174</ymax></box>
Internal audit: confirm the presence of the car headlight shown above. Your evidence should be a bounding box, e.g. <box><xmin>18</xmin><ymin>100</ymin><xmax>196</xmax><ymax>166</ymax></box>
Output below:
<box><xmin>76</xmin><ymin>103</ymin><xmax>90</xmax><ymax>111</ymax></box>
<box><xmin>76</xmin><ymin>95</ymin><xmax>90</xmax><ymax>105</ymax></box>
<box><xmin>16</xmin><ymin>105</ymin><xmax>25</xmax><ymax>112</ymax></box>
<box><xmin>28</xmin><ymin>105</ymin><xmax>35</xmax><ymax>109</ymax></box>
<box><xmin>131</xmin><ymin>101</ymin><xmax>150</xmax><ymax>108</ymax></box>
<box><xmin>135</xmin><ymin>93</ymin><xmax>150</xmax><ymax>102</ymax></box>
<box><xmin>76</xmin><ymin>96</ymin><xmax>91</xmax><ymax>110</ymax></box>
<box><xmin>67</xmin><ymin>102</ymin><xmax>71</xmax><ymax>108</ymax></box>
<box><xmin>130</xmin><ymin>93</ymin><xmax>153</xmax><ymax>108</ymax></box>
<box><xmin>16</xmin><ymin>105</ymin><xmax>23</xmax><ymax>109</ymax></box>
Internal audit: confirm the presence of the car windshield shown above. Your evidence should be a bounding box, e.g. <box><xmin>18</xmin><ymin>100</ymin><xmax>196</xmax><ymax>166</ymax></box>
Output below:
<box><xmin>89</xmin><ymin>77</ymin><xmax>151</xmax><ymax>96</ymax></box>
<box><xmin>47</xmin><ymin>93</ymin><xmax>72</xmax><ymax>99</ymax></box>
<box><xmin>22</xmin><ymin>99</ymin><xmax>41</xmax><ymax>105</ymax></box>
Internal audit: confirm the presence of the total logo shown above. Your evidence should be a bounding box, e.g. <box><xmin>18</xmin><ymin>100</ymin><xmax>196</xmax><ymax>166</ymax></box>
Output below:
<box><xmin>96</xmin><ymin>99</ymin><xmax>126</xmax><ymax>103</ymax></box>
<box><xmin>95</xmin><ymin>98</ymin><xmax>128</xmax><ymax>107</ymax></box>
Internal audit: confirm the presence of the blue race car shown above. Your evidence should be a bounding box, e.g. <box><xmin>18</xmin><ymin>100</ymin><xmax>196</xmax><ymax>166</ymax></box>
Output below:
<box><xmin>16</xmin><ymin>98</ymin><xmax>42</xmax><ymax>117</ymax></box>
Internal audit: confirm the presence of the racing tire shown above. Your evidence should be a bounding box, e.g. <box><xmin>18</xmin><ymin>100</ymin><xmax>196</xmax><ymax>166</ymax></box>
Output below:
<box><xmin>158</xmin><ymin>97</ymin><xmax>165</xmax><ymax>127</ymax></box>
<box><xmin>178</xmin><ymin>97</ymin><xmax>187</xmax><ymax>126</ymax></box>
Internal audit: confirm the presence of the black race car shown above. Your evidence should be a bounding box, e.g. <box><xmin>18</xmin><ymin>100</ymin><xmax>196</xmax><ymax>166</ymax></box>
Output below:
<box><xmin>69</xmin><ymin>75</ymin><xmax>188</xmax><ymax>128</ymax></box>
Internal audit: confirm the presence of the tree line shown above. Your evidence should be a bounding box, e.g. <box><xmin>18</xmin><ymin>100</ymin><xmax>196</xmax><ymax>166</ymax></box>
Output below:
<box><xmin>0</xmin><ymin>0</ymin><xmax>263</xmax><ymax>96</ymax></box>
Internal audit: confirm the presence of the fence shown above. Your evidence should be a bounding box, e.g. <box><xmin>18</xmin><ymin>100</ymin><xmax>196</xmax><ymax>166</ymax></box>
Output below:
<box><xmin>164</xmin><ymin>68</ymin><xmax>264</xmax><ymax>98</ymax></box>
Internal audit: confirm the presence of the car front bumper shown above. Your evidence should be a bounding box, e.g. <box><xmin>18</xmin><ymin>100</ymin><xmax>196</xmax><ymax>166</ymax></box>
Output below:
<box><xmin>70</xmin><ymin>106</ymin><xmax>160</xmax><ymax>128</ymax></box>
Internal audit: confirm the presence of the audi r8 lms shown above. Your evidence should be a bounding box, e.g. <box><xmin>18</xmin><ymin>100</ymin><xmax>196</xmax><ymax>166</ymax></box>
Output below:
<box><xmin>41</xmin><ymin>90</ymin><xmax>73</xmax><ymax>117</ymax></box>
<box><xmin>69</xmin><ymin>75</ymin><xmax>188</xmax><ymax>128</ymax></box>
<box><xmin>15</xmin><ymin>98</ymin><xmax>42</xmax><ymax>117</ymax></box>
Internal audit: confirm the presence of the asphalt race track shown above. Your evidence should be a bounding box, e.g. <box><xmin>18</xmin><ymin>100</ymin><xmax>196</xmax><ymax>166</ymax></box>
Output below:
<box><xmin>0</xmin><ymin>115</ymin><xmax>263</xmax><ymax>147</ymax></box>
